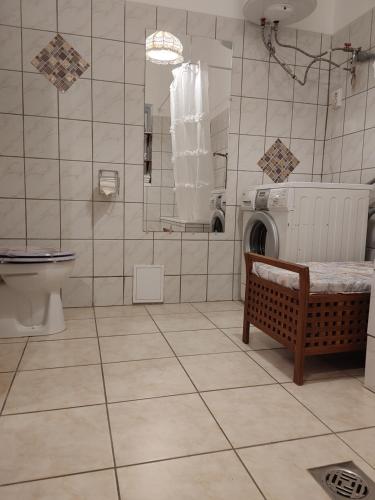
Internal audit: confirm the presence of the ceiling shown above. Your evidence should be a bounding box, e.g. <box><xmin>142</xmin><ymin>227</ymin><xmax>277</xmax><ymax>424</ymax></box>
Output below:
<box><xmin>131</xmin><ymin>0</ymin><xmax>375</xmax><ymax>34</ymax></box>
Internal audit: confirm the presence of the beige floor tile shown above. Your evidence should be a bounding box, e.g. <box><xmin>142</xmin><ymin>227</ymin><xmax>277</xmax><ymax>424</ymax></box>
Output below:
<box><xmin>0</xmin><ymin>405</ymin><xmax>113</xmax><ymax>485</ymax></box>
<box><xmin>223</xmin><ymin>327</ymin><xmax>283</xmax><ymax>351</ymax></box>
<box><xmin>0</xmin><ymin>343</ymin><xmax>25</xmax><ymax>372</ymax></box>
<box><xmin>118</xmin><ymin>451</ymin><xmax>263</xmax><ymax>500</ymax></box>
<box><xmin>165</xmin><ymin>329</ymin><xmax>240</xmax><ymax>356</ymax></box>
<box><xmin>4</xmin><ymin>365</ymin><xmax>105</xmax><ymax>414</ymax></box>
<box><xmin>95</xmin><ymin>305</ymin><xmax>148</xmax><ymax>318</ymax></box>
<box><xmin>248</xmin><ymin>349</ymin><xmax>356</xmax><ymax>383</ymax></box>
<box><xmin>238</xmin><ymin>435</ymin><xmax>375</xmax><ymax>500</ymax></box>
<box><xmin>64</xmin><ymin>307</ymin><xmax>94</xmax><ymax>320</ymax></box>
<box><xmin>339</xmin><ymin>427</ymin><xmax>375</xmax><ymax>467</ymax></box>
<box><xmin>0</xmin><ymin>337</ymin><xmax>27</xmax><ymax>344</ymax></box>
<box><xmin>204</xmin><ymin>310</ymin><xmax>243</xmax><ymax>328</ymax></box>
<box><xmin>284</xmin><ymin>378</ymin><xmax>375</xmax><ymax>431</ymax></box>
<box><xmin>19</xmin><ymin>338</ymin><xmax>100</xmax><ymax>370</ymax></box>
<box><xmin>109</xmin><ymin>394</ymin><xmax>229</xmax><ymax>465</ymax></box>
<box><xmin>0</xmin><ymin>469</ymin><xmax>118</xmax><ymax>500</ymax></box>
<box><xmin>103</xmin><ymin>358</ymin><xmax>195</xmax><ymax>402</ymax></box>
<box><xmin>0</xmin><ymin>373</ymin><xmax>13</xmax><ymax>408</ymax></box>
<box><xmin>96</xmin><ymin>316</ymin><xmax>158</xmax><ymax>336</ymax></box>
<box><xmin>202</xmin><ymin>385</ymin><xmax>328</xmax><ymax>448</ymax></box>
<box><xmin>146</xmin><ymin>303</ymin><xmax>196</xmax><ymax>315</ymax></box>
<box><xmin>180</xmin><ymin>352</ymin><xmax>273</xmax><ymax>390</ymax></box>
<box><xmin>30</xmin><ymin>319</ymin><xmax>97</xmax><ymax>342</ymax></box>
<box><xmin>193</xmin><ymin>301</ymin><xmax>243</xmax><ymax>313</ymax></box>
<box><xmin>152</xmin><ymin>313</ymin><xmax>216</xmax><ymax>332</ymax></box>
<box><xmin>100</xmin><ymin>333</ymin><xmax>173</xmax><ymax>363</ymax></box>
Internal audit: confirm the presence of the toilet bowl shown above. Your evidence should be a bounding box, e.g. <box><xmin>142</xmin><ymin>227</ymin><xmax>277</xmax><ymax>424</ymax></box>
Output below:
<box><xmin>0</xmin><ymin>248</ymin><xmax>75</xmax><ymax>338</ymax></box>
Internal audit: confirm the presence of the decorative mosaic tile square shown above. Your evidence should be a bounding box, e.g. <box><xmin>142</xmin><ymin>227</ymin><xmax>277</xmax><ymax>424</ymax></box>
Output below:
<box><xmin>257</xmin><ymin>138</ymin><xmax>300</xmax><ymax>183</ymax></box>
<box><xmin>31</xmin><ymin>34</ymin><xmax>89</xmax><ymax>92</ymax></box>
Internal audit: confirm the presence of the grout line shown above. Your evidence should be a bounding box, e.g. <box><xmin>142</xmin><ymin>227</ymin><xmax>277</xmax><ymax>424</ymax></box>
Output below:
<box><xmin>0</xmin><ymin>338</ymin><xmax>29</xmax><ymax>415</ymax></box>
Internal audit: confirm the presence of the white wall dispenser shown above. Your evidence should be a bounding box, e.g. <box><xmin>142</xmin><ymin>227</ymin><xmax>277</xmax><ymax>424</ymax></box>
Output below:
<box><xmin>98</xmin><ymin>169</ymin><xmax>120</xmax><ymax>197</ymax></box>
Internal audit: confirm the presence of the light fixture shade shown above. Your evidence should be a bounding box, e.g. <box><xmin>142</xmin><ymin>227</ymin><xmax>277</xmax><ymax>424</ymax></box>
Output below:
<box><xmin>146</xmin><ymin>31</ymin><xmax>184</xmax><ymax>65</ymax></box>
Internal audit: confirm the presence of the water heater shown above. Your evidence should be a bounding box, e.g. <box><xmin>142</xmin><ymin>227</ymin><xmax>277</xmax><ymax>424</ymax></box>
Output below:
<box><xmin>243</xmin><ymin>0</ymin><xmax>317</xmax><ymax>25</ymax></box>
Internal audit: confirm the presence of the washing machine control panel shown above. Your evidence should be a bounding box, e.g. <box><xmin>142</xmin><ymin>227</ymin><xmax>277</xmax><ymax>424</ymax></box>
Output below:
<box><xmin>255</xmin><ymin>188</ymin><xmax>289</xmax><ymax>211</ymax></box>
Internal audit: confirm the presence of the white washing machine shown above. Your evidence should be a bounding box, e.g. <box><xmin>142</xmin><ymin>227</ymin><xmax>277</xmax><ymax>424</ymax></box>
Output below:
<box><xmin>210</xmin><ymin>190</ymin><xmax>226</xmax><ymax>233</ymax></box>
<box><xmin>241</xmin><ymin>182</ymin><xmax>372</xmax><ymax>300</ymax></box>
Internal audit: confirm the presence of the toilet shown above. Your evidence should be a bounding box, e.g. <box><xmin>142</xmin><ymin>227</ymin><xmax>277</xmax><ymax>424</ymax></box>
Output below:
<box><xmin>0</xmin><ymin>248</ymin><xmax>75</xmax><ymax>338</ymax></box>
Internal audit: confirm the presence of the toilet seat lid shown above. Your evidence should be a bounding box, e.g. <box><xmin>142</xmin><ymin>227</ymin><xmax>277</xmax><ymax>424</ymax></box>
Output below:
<box><xmin>0</xmin><ymin>247</ymin><xmax>76</xmax><ymax>263</ymax></box>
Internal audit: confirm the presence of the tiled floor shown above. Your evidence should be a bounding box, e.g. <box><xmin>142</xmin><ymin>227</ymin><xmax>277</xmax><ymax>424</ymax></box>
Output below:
<box><xmin>1</xmin><ymin>301</ymin><xmax>375</xmax><ymax>499</ymax></box>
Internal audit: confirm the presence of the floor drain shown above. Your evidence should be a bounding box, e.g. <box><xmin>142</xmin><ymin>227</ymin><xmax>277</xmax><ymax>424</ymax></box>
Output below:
<box><xmin>309</xmin><ymin>462</ymin><xmax>375</xmax><ymax>499</ymax></box>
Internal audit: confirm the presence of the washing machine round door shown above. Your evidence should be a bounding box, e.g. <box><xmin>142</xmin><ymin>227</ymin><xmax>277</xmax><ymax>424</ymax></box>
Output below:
<box><xmin>211</xmin><ymin>210</ymin><xmax>225</xmax><ymax>233</ymax></box>
<box><xmin>243</xmin><ymin>211</ymin><xmax>279</xmax><ymax>257</ymax></box>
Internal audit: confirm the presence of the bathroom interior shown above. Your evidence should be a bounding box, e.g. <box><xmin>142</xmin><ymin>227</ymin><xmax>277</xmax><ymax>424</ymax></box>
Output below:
<box><xmin>3</xmin><ymin>0</ymin><xmax>375</xmax><ymax>498</ymax></box>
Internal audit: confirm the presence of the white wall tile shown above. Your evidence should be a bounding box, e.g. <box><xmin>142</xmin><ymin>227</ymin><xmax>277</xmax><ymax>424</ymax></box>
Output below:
<box><xmin>181</xmin><ymin>241</ymin><xmax>208</xmax><ymax>274</ymax></box>
<box><xmin>93</xmin><ymin>202</ymin><xmax>124</xmax><ymax>239</ymax></box>
<box><xmin>125</xmin><ymin>43</ymin><xmax>145</xmax><ymax>85</ymax></box>
<box><xmin>92</xmin><ymin>38</ymin><xmax>124</xmax><ymax>82</ymax></box>
<box><xmin>59</xmin><ymin>78</ymin><xmax>92</xmax><ymax>120</ymax></box>
<box><xmin>125</xmin><ymin>84</ymin><xmax>144</xmax><ymax>126</ymax></box>
<box><xmin>22</xmin><ymin>29</ymin><xmax>55</xmax><ymax>73</ymax></box>
<box><xmin>157</xmin><ymin>6</ymin><xmax>187</xmax><ymax>35</ymax></box>
<box><xmin>154</xmin><ymin>240</ymin><xmax>181</xmax><ymax>275</ymax></box>
<box><xmin>294</xmin><ymin>68</ymin><xmax>319</xmax><ymax>104</ymax></box>
<box><xmin>0</xmin><ymin>199</ymin><xmax>25</xmax><ymax>238</ymax></box>
<box><xmin>60</xmin><ymin>161</ymin><xmax>92</xmax><ymax>201</ymax></box>
<box><xmin>0</xmin><ymin>0</ymin><xmax>21</xmax><ymax>26</ymax></box>
<box><xmin>350</xmin><ymin>11</ymin><xmax>372</xmax><ymax>51</ymax></box>
<box><xmin>296</xmin><ymin>30</ymin><xmax>321</xmax><ymax>66</ymax></box>
<box><xmin>94</xmin><ymin>277</ymin><xmax>123</xmax><ymax>306</ymax></box>
<box><xmin>216</xmin><ymin>17</ymin><xmax>244</xmax><ymax>58</ymax></box>
<box><xmin>266</xmin><ymin>100</ymin><xmax>293</xmax><ymax>138</ymax></box>
<box><xmin>124</xmin><ymin>239</ymin><xmax>153</xmax><ymax>276</ymax></box>
<box><xmin>62</xmin><ymin>277</ymin><xmax>93</xmax><ymax>307</ymax></box>
<box><xmin>124</xmin><ymin>202</ymin><xmax>152</xmax><ymax>239</ymax></box>
<box><xmin>187</xmin><ymin>12</ymin><xmax>215</xmax><ymax>38</ymax></box>
<box><xmin>61</xmin><ymin>200</ymin><xmax>92</xmax><ymax>239</ymax></box>
<box><xmin>26</xmin><ymin>200</ymin><xmax>60</xmax><ymax>239</ymax></box>
<box><xmin>238</xmin><ymin>135</ymin><xmax>264</xmax><ymax>171</ymax></box>
<box><xmin>366</xmin><ymin>87</ymin><xmax>375</xmax><ymax>129</ymax></box>
<box><xmin>62</xmin><ymin>239</ymin><xmax>93</xmax><ymax>277</ymax></box>
<box><xmin>164</xmin><ymin>275</ymin><xmax>181</xmax><ymax>303</ymax></box>
<box><xmin>94</xmin><ymin>240</ymin><xmax>124</xmax><ymax>276</ymax></box>
<box><xmin>25</xmin><ymin>159</ymin><xmax>60</xmax><ymax>199</ymax></box>
<box><xmin>21</xmin><ymin>0</ymin><xmax>57</xmax><ymax>30</ymax></box>
<box><xmin>208</xmin><ymin>241</ymin><xmax>234</xmax><ymax>274</ymax></box>
<box><xmin>93</xmin><ymin>81</ymin><xmax>124</xmax><ymax>124</ymax></box>
<box><xmin>125</xmin><ymin>164</ymin><xmax>143</xmax><ymax>202</ymax></box>
<box><xmin>59</xmin><ymin>119</ymin><xmax>92</xmax><ymax>161</ymax></box>
<box><xmin>0</xmin><ymin>114</ymin><xmax>23</xmax><ymax>156</ymax></box>
<box><xmin>231</xmin><ymin>57</ymin><xmax>242</xmax><ymax>96</ymax></box>
<box><xmin>344</xmin><ymin>92</ymin><xmax>366</xmax><ymax>135</ymax></box>
<box><xmin>0</xmin><ymin>157</ymin><xmax>24</xmax><ymax>198</ymax></box>
<box><xmin>242</xmin><ymin>59</ymin><xmax>268</xmax><ymax>99</ymax></box>
<box><xmin>363</xmin><ymin>128</ymin><xmax>375</xmax><ymax>169</ymax></box>
<box><xmin>93</xmin><ymin>123</ymin><xmax>124</xmax><ymax>163</ymax></box>
<box><xmin>273</xmin><ymin>27</ymin><xmax>296</xmax><ymax>65</ymax></box>
<box><xmin>207</xmin><ymin>274</ymin><xmax>233</xmax><ymax>301</ymax></box>
<box><xmin>125</xmin><ymin>125</ymin><xmax>143</xmax><ymax>164</ymax></box>
<box><xmin>23</xmin><ymin>73</ymin><xmax>58</xmax><ymax>117</ymax></box>
<box><xmin>0</xmin><ymin>70</ymin><xmax>22</xmax><ymax>114</ymax></box>
<box><xmin>290</xmin><ymin>139</ymin><xmax>314</xmax><ymax>174</ymax></box>
<box><xmin>268</xmin><ymin>63</ymin><xmax>294</xmax><ymax>102</ymax></box>
<box><xmin>181</xmin><ymin>275</ymin><xmax>207</xmax><ymax>302</ymax></box>
<box><xmin>243</xmin><ymin>22</ymin><xmax>269</xmax><ymax>61</ymax></box>
<box><xmin>291</xmin><ymin>103</ymin><xmax>317</xmax><ymax>139</ymax></box>
<box><xmin>125</xmin><ymin>1</ymin><xmax>156</xmax><ymax>44</ymax></box>
<box><xmin>0</xmin><ymin>27</ymin><xmax>21</xmax><ymax>70</ymax></box>
<box><xmin>24</xmin><ymin>116</ymin><xmax>58</xmax><ymax>159</ymax></box>
<box><xmin>58</xmin><ymin>0</ymin><xmax>91</xmax><ymax>36</ymax></box>
<box><xmin>92</xmin><ymin>0</ymin><xmax>124</xmax><ymax>41</ymax></box>
<box><xmin>341</xmin><ymin>131</ymin><xmax>364</xmax><ymax>172</ymax></box>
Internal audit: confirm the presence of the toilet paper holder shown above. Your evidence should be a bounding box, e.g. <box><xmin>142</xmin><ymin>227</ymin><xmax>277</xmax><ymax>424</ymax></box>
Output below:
<box><xmin>98</xmin><ymin>169</ymin><xmax>120</xmax><ymax>197</ymax></box>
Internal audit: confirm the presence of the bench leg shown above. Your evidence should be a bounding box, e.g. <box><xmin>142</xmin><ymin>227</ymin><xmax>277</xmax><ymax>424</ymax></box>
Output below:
<box><xmin>293</xmin><ymin>350</ymin><xmax>305</xmax><ymax>385</ymax></box>
<box><xmin>242</xmin><ymin>316</ymin><xmax>250</xmax><ymax>344</ymax></box>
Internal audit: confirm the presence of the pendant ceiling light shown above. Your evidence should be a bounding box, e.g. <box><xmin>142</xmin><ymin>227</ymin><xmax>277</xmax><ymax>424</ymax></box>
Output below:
<box><xmin>146</xmin><ymin>31</ymin><xmax>184</xmax><ymax>65</ymax></box>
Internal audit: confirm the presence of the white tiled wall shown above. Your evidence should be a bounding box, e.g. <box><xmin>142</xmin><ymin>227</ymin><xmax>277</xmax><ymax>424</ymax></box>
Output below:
<box><xmin>323</xmin><ymin>10</ymin><xmax>375</xmax><ymax>183</ymax></box>
<box><xmin>0</xmin><ymin>0</ymin><xmax>328</xmax><ymax>306</ymax></box>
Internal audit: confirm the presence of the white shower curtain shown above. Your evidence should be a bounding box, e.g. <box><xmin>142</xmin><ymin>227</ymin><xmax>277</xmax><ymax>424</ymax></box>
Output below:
<box><xmin>170</xmin><ymin>61</ymin><xmax>214</xmax><ymax>222</ymax></box>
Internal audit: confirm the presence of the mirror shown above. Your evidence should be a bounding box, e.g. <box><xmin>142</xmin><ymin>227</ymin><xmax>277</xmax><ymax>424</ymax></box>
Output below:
<box><xmin>144</xmin><ymin>35</ymin><xmax>233</xmax><ymax>233</ymax></box>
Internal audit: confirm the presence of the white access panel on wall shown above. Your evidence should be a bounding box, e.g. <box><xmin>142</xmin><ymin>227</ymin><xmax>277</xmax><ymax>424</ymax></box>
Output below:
<box><xmin>133</xmin><ymin>265</ymin><xmax>164</xmax><ymax>303</ymax></box>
